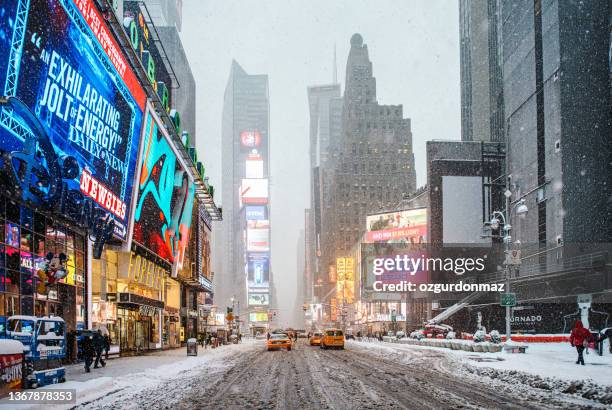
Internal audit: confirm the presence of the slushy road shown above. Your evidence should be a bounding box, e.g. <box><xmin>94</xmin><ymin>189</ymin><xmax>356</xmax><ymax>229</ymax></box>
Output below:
<box><xmin>70</xmin><ymin>339</ymin><xmax>600</xmax><ymax>409</ymax></box>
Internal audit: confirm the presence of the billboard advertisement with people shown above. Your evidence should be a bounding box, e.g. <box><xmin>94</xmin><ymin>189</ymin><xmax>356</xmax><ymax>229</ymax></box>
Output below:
<box><xmin>366</xmin><ymin>208</ymin><xmax>427</xmax><ymax>244</ymax></box>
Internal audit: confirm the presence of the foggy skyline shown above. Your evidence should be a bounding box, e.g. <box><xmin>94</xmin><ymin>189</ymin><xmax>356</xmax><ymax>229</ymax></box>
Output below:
<box><xmin>180</xmin><ymin>0</ymin><xmax>460</xmax><ymax>325</ymax></box>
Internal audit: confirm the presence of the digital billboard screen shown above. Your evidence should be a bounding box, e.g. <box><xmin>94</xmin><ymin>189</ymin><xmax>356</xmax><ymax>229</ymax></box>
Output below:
<box><xmin>247</xmin><ymin>220</ymin><xmax>269</xmax><ymax>252</ymax></box>
<box><xmin>247</xmin><ymin>253</ymin><xmax>269</xmax><ymax>289</ymax></box>
<box><xmin>336</xmin><ymin>257</ymin><xmax>355</xmax><ymax>304</ymax></box>
<box><xmin>245</xmin><ymin>153</ymin><xmax>264</xmax><ymax>178</ymax></box>
<box><xmin>0</xmin><ymin>0</ymin><xmax>146</xmax><ymax>240</ymax></box>
<box><xmin>240</xmin><ymin>179</ymin><xmax>268</xmax><ymax>205</ymax></box>
<box><xmin>366</xmin><ymin>208</ymin><xmax>427</xmax><ymax>244</ymax></box>
<box><xmin>240</xmin><ymin>131</ymin><xmax>261</xmax><ymax>148</ymax></box>
<box><xmin>132</xmin><ymin>105</ymin><xmax>195</xmax><ymax>275</ymax></box>
<box><xmin>249</xmin><ymin>312</ymin><xmax>268</xmax><ymax>322</ymax></box>
<box><xmin>248</xmin><ymin>293</ymin><xmax>269</xmax><ymax>306</ymax></box>
<box><xmin>245</xmin><ymin>206</ymin><xmax>266</xmax><ymax>221</ymax></box>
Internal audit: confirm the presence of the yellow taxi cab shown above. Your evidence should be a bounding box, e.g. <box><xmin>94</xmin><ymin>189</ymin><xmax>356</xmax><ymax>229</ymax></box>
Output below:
<box><xmin>320</xmin><ymin>328</ymin><xmax>344</xmax><ymax>350</ymax></box>
<box><xmin>309</xmin><ymin>332</ymin><xmax>323</xmax><ymax>346</ymax></box>
<box><xmin>267</xmin><ymin>333</ymin><xmax>292</xmax><ymax>351</ymax></box>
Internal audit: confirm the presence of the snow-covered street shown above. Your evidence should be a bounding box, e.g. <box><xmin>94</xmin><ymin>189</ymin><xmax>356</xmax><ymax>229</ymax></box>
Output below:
<box><xmin>2</xmin><ymin>338</ymin><xmax>611</xmax><ymax>409</ymax></box>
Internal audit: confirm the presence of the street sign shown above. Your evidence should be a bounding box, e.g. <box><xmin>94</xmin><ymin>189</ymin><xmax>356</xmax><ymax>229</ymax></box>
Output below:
<box><xmin>504</xmin><ymin>249</ymin><xmax>522</xmax><ymax>265</ymax></box>
<box><xmin>500</xmin><ymin>292</ymin><xmax>517</xmax><ymax>307</ymax></box>
<box><xmin>226</xmin><ymin>313</ymin><xmax>234</xmax><ymax>322</ymax></box>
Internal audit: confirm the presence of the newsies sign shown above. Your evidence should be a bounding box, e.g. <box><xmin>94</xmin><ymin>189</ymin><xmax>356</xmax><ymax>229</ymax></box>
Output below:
<box><xmin>122</xmin><ymin>2</ymin><xmax>212</xmax><ymax>195</ymax></box>
<box><xmin>0</xmin><ymin>0</ymin><xmax>147</xmax><ymax>256</ymax></box>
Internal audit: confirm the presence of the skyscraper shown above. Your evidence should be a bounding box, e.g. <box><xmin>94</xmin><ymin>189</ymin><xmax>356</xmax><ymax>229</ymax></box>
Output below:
<box><xmin>500</xmin><ymin>0</ymin><xmax>611</xmax><ymax>248</ymax></box>
<box><xmin>316</xmin><ymin>34</ymin><xmax>417</xmax><ymax>320</ymax></box>
<box><xmin>215</xmin><ymin>61</ymin><xmax>272</xmax><ymax>332</ymax></box>
<box><xmin>307</xmin><ymin>84</ymin><xmax>342</xmax><ymax>305</ymax></box>
<box><xmin>440</xmin><ymin>0</ymin><xmax>612</xmax><ymax>334</ymax></box>
<box><xmin>459</xmin><ymin>0</ymin><xmax>504</xmax><ymax>142</ymax></box>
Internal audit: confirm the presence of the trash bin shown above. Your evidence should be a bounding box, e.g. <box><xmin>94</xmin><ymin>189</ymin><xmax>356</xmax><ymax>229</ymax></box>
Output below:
<box><xmin>187</xmin><ymin>338</ymin><xmax>198</xmax><ymax>356</ymax></box>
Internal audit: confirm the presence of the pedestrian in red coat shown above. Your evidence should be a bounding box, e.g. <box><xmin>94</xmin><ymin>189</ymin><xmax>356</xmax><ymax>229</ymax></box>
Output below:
<box><xmin>570</xmin><ymin>320</ymin><xmax>593</xmax><ymax>365</ymax></box>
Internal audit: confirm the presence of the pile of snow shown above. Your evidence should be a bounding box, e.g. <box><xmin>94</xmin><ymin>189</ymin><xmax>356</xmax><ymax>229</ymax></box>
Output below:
<box><xmin>387</xmin><ymin>335</ymin><xmax>503</xmax><ymax>353</ymax></box>
<box><xmin>0</xmin><ymin>340</ymin><xmax>24</xmax><ymax>355</ymax></box>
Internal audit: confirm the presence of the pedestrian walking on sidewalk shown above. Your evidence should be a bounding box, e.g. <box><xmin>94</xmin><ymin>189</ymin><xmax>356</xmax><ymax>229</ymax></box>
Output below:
<box><xmin>570</xmin><ymin>320</ymin><xmax>593</xmax><ymax>365</ymax></box>
<box><xmin>93</xmin><ymin>330</ymin><xmax>106</xmax><ymax>368</ymax></box>
<box><xmin>205</xmin><ymin>334</ymin><xmax>212</xmax><ymax>349</ymax></box>
<box><xmin>66</xmin><ymin>330</ymin><xmax>76</xmax><ymax>364</ymax></box>
<box><xmin>103</xmin><ymin>333</ymin><xmax>111</xmax><ymax>361</ymax></box>
<box><xmin>82</xmin><ymin>335</ymin><xmax>95</xmax><ymax>373</ymax></box>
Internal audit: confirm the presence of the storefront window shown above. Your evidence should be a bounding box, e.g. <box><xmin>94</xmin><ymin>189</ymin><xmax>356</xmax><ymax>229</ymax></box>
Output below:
<box><xmin>5</xmin><ymin>201</ymin><xmax>18</xmax><ymax>224</ymax></box>
<box><xmin>4</xmin><ymin>294</ymin><xmax>18</xmax><ymax>316</ymax></box>
<box><xmin>35</xmin><ymin>300</ymin><xmax>46</xmax><ymax>317</ymax></box>
<box><xmin>5</xmin><ymin>270</ymin><xmax>19</xmax><ymax>295</ymax></box>
<box><xmin>0</xmin><ymin>201</ymin><xmax>87</xmax><ymax>330</ymax></box>
<box><xmin>33</xmin><ymin>235</ymin><xmax>45</xmax><ymax>256</ymax></box>
<box><xmin>20</xmin><ymin>296</ymin><xmax>33</xmax><ymax>316</ymax></box>
<box><xmin>20</xmin><ymin>271</ymin><xmax>33</xmax><ymax>296</ymax></box>
<box><xmin>5</xmin><ymin>247</ymin><xmax>18</xmax><ymax>271</ymax></box>
<box><xmin>20</xmin><ymin>206</ymin><xmax>32</xmax><ymax>230</ymax></box>
<box><xmin>5</xmin><ymin>224</ymin><xmax>19</xmax><ymax>248</ymax></box>
<box><xmin>20</xmin><ymin>230</ymin><xmax>32</xmax><ymax>252</ymax></box>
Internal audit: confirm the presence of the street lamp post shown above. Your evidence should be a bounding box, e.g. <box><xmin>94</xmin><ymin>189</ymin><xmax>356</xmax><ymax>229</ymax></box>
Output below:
<box><xmin>487</xmin><ymin>177</ymin><xmax>528</xmax><ymax>343</ymax></box>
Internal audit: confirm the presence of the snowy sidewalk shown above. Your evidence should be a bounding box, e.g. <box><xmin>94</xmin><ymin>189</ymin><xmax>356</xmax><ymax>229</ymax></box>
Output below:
<box><xmin>0</xmin><ymin>340</ymin><xmax>259</xmax><ymax>409</ymax></box>
<box><xmin>65</xmin><ymin>344</ymin><xmax>207</xmax><ymax>382</ymax></box>
<box><xmin>351</xmin><ymin>339</ymin><xmax>612</xmax><ymax>386</ymax></box>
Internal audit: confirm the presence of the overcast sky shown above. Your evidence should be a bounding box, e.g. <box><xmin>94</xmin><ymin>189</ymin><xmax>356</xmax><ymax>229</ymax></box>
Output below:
<box><xmin>181</xmin><ymin>0</ymin><xmax>460</xmax><ymax>325</ymax></box>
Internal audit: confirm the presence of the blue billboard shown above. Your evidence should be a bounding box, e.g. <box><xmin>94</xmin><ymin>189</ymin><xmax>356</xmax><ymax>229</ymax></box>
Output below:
<box><xmin>246</xmin><ymin>206</ymin><xmax>266</xmax><ymax>221</ymax></box>
<box><xmin>247</xmin><ymin>253</ymin><xmax>269</xmax><ymax>289</ymax></box>
<box><xmin>0</xmin><ymin>0</ymin><xmax>146</xmax><ymax>240</ymax></box>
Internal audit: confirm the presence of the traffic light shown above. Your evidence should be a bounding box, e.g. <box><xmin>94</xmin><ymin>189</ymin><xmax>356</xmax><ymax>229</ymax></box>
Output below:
<box><xmin>226</xmin><ymin>307</ymin><xmax>233</xmax><ymax>314</ymax></box>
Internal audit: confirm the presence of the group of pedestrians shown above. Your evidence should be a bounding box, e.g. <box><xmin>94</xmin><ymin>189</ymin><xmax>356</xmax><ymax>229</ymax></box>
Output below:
<box><xmin>82</xmin><ymin>329</ymin><xmax>111</xmax><ymax>373</ymax></box>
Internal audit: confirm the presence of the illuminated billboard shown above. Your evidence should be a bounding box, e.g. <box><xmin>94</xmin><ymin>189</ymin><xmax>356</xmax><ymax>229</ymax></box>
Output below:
<box><xmin>0</xmin><ymin>0</ymin><xmax>146</xmax><ymax>240</ymax></box>
<box><xmin>248</xmin><ymin>293</ymin><xmax>269</xmax><ymax>306</ymax></box>
<box><xmin>245</xmin><ymin>206</ymin><xmax>266</xmax><ymax>221</ymax></box>
<box><xmin>366</xmin><ymin>208</ymin><xmax>427</xmax><ymax>244</ymax></box>
<box><xmin>240</xmin><ymin>179</ymin><xmax>268</xmax><ymax>205</ymax></box>
<box><xmin>249</xmin><ymin>312</ymin><xmax>268</xmax><ymax>322</ymax></box>
<box><xmin>245</xmin><ymin>153</ymin><xmax>264</xmax><ymax>178</ymax></box>
<box><xmin>240</xmin><ymin>131</ymin><xmax>262</xmax><ymax>148</ymax></box>
<box><xmin>247</xmin><ymin>220</ymin><xmax>270</xmax><ymax>252</ymax></box>
<box><xmin>133</xmin><ymin>105</ymin><xmax>195</xmax><ymax>275</ymax></box>
<box><xmin>336</xmin><ymin>257</ymin><xmax>355</xmax><ymax>305</ymax></box>
<box><xmin>247</xmin><ymin>253</ymin><xmax>270</xmax><ymax>288</ymax></box>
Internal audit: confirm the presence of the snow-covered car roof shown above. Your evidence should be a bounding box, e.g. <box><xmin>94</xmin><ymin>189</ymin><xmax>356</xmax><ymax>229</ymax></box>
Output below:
<box><xmin>7</xmin><ymin>315</ymin><xmax>37</xmax><ymax>321</ymax></box>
